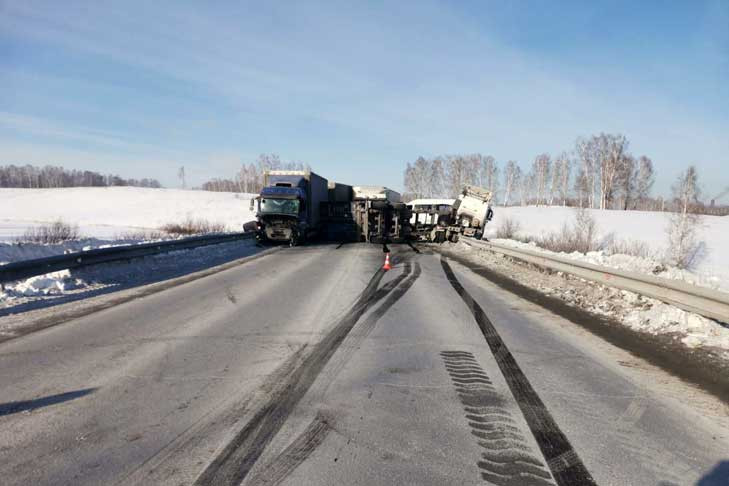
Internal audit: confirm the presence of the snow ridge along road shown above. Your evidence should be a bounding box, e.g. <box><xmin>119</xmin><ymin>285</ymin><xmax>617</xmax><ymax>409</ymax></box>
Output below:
<box><xmin>463</xmin><ymin>238</ymin><xmax>729</xmax><ymax>323</ymax></box>
<box><xmin>0</xmin><ymin>232</ymin><xmax>254</xmax><ymax>283</ymax></box>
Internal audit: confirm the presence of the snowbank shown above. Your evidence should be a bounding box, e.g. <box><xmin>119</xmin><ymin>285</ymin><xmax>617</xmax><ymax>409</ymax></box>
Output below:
<box><xmin>485</xmin><ymin>206</ymin><xmax>729</xmax><ymax>291</ymax></box>
<box><xmin>452</xmin><ymin>241</ymin><xmax>729</xmax><ymax>355</ymax></box>
<box><xmin>0</xmin><ymin>239</ymin><xmax>262</xmax><ymax>321</ymax></box>
<box><xmin>490</xmin><ymin>238</ymin><xmax>729</xmax><ymax>294</ymax></box>
<box><xmin>0</xmin><ymin>238</ymin><xmax>151</xmax><ymax>265</ymax></box>
<box><xmin>0</xmin><ymin>187</ymin><xmax>257</xmax><ymax>240</ymax></box>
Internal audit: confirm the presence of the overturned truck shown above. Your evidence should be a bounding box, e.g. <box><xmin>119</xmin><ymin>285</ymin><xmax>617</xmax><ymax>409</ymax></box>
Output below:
<box><xmin>408</xmin><ymin>185</ymin><xmax>494</xmax><ymax>243</ymax></box>
<box><xmin>351</xmin><ymin>186</ymin><xmax>410</xmax><ymax>244</ymax></box>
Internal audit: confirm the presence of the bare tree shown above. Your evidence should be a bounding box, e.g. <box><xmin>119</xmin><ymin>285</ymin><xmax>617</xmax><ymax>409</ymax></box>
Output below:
<box><xmin>257</xmin><ymin>153</ymin><xmax>282</xmax><ymax>172</ymax></box>
<box><xmin>634</xmin><ymin>156</ymin><xmax>655</xmax><ymax>210</ymax></box>
<box><xmin>548</xmin><ymin>154</ymin><xmax>566</xmax><ymax>206</ymax></box>
<box><xmin>446</xmin><ymin>155</ymin><xmax>470</xmax><ymax>197</ymax></box>
<box><xmin>597</xmin><ymin>133</ymin><xmax>629</xmax><ymax>209</ymax></box>
<box><xmin>531</xmin><ymin>153</ymin><xmax>551</xmax><ymax>206</ymax></box>
<box><xmin>414</xmin><ymin>156</ymin><xmax>432</xmax><ymax>198</ymax></box>
<box><xmin>483</xmin><ymin>156</ymin><xmax>498</xmax><ymax>196</ymax></box>
<box><xmin>573</xmin><ymin>168</ymin><xmax>588</xmax><ymax>208</ymax></box>
<box><xmin>556</xmin><ymin>152</ymin><xmax>572</xmax><ymax>206</ymax></box>
<box><xmin>519</xmin><ymin>168</ymin><xmax>534</xmax><ymax>206</ymax></box>
<box><xmin>430</xmin><ymin>157</ymin><xmax>445</xmax><ymax>197</ymax></box>
<box><xmin>467</xmin><ymin>154</ymin><xmax>484</xmax><ymax>187</ymax></box>
<box><xmin>575</xmin><ymin>137</ymin><xmax>599</xmax><ymax>208</ymax></box>
<box><xmin>178</xmin><ymin>166</ymin><xmax>186</xmax><ymax>189</ymax></box>
<box><xmin>666</xmin><ymin>166</ymin><xmax>702</xmax><ymax>269</ymax></box>
<box><xmin>502</xmin><ymin>161</ymin><xmax>518</xmax><ymax>206</ymax></box>
<box><xmin>617</xmin><ymin>154</ymin><xmax>636</xmax><ymax>210</ymax></box>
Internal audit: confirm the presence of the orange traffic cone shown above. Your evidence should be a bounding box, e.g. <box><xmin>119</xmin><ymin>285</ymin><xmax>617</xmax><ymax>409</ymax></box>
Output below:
<box><xmin>383</xmin><ymin>253</ymin><xmax>392</xmax><ymax>271</ymax></box>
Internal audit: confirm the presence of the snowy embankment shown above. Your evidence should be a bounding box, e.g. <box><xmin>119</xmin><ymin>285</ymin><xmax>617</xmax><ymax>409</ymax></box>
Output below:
<box><xmin>484</xmin><ymin>206</ymin><xmax>729</xmax><ymax>292</ymax></box>
<box><xmin>453</xmin><ymin>205</ymin><xmax>729</xmax><ymax>355</ymax></box>
<box><xmin>0</xmin><ymin>187</ymin><xmax>257</xmax><ymax>263</ymax></box>
<box><xmin>453</xmin><ymin>241</ymin><xmax>729</xmax><ymax>356</ymax></box>
<box><xmin>0</xmin><ymin>239</ymin><xmax>263</xmax><ymax>331</ymax></box>
<box><xmin>0</xmin><ymin>187</ymin><xmax>259</xmax><ymax>307</ymax></box>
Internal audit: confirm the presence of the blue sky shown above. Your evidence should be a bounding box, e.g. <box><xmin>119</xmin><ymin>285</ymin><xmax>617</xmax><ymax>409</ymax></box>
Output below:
<box><xmin>1</xmin><ymin>0</ymin><xmax>727</xmax><ymax>196</ymax></box>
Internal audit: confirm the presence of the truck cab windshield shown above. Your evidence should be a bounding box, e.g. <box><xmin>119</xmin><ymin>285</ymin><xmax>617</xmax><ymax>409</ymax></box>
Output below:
<box><xmin>260</xmin><ymin>198</ymin><xmax>300</xmax><ymax>215</ymax></box>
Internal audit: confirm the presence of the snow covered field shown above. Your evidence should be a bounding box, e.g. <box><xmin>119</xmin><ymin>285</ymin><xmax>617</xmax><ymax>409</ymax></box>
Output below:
<box><xmin>484</xmin><ymin>206</ymin><xmax>729</xmax><ymax>292</ymax></box>
<box><xmin>0</xmin><ymin>187</ymin><xmax>257</xmax><ymax>241</ymax></box>
<box><xmin>0</xmin><ymin>187</ymin><xmax>258</xmax><ymax>264</ymax></box>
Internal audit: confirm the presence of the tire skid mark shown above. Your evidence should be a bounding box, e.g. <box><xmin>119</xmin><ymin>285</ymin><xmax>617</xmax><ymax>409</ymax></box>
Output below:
<box><xmin>244</xmin><ymin>411</ymin><xmax>332</xmax><ymax>486</ymax></box>
<box><xmin>310</xmin><ymin>260</ymin><xmax>422</xmax><ymax>395</ymax></box>
<box><xmin>441</xmin><ymin>258</ymin><xmax>598</xmax><ymax>486</ymax></box>
<box><xmin>194</xmin><ymin>255</ymin><xmax>421</xmax><ymax>486</ymax></box>
<box><xmin>441</xmin><ymin>351</ymin><xmax>556</xmax><ymax>486</ymax></box>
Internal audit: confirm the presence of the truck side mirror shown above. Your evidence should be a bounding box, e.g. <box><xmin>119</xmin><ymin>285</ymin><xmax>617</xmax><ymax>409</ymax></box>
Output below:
<box><xmin>249</xmin><ymin>198</ymin><xmax>255</xmax><ymax>212</ymax></box>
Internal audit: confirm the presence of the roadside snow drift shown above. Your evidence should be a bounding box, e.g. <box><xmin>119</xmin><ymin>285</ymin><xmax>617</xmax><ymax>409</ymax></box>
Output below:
<box><xmin>451</xmin><ymin>241</ymin><xmax>729</xmax><ymax>356</ymax></box>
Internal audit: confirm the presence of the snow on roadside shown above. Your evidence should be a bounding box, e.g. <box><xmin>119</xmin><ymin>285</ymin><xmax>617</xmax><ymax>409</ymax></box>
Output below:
<box><xmin>484</xmin><ymin>206</ymin><xmax>729</xmax><ymax>291</ymax></box>
<box><xmin>0</xmin><ymin>237</ymin><xmax>166</xmax><ymax>265</ymax></box>
<box><xmin>0</xmin><ymin>270</ymin><xmax>91</xmax><ymax>302</ymax></box>
<box><xmin>0</xmin><ymin>239</ymin><xmax>263</xmax><ymax>321</ymax></box>
<box><xmin>489</xmin><ymin>237</ymin><xmax>729</xmax><ymax>294</ymax></box>
<box><xmin>452</xmin><ymin>241</ymin><xmax>729</xmax><ymax>356</ymax></box>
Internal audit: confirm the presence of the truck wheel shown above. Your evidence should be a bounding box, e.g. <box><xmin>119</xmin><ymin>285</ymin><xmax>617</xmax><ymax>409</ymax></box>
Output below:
<box><xmin>449</xmin><ymin>233</ymin><xmax>459</xmax><ymax>243</ymax></box>
<box><xmin>289</xmin><ymin>231</ymin><xmax>299</xmax><ymax>247</ymax></box>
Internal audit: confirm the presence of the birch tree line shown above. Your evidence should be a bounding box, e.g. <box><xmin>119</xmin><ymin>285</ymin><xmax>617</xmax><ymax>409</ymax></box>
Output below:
<box><xmin>404</xmin><ymin>133</ymin><xmax>663</xmax><ymax>211</ymax></box>
<box><xmin>201</xmin><ymin>154</ymin><xmax>311</xmax><ymax>193</ymax></box>
<box><xmin>0</xmin><ymin>164</ymin><xmax>162</xmax><ymax>189</ymax></box>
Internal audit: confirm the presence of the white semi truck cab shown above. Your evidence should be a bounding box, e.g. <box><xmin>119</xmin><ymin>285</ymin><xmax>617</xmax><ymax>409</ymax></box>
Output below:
<box><xmin>452</xmin><ymin>185</ymin><xmax>494</xmax><ymax>239</ymax></box>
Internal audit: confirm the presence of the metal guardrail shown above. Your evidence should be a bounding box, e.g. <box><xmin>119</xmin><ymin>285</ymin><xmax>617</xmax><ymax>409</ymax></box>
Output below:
<box><xmin>0</xmin><ymin>232</ymin><xmax>255</xmax><ymax>284</ymax></box>
<box><xmin>462</xmin><ymin>238</ymin><xmax>729</xmax><ymax>323</ymax></box>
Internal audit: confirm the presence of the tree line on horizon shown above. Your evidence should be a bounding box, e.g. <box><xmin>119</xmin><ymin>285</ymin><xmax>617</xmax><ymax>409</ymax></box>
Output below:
<box><xmin>0</xmin><ymin>164</ymin><xmax>162</xmax><ymax>189</ymax></box>
<box><xmin>199</xmin><ymin>154</ymin><xmax>311</xmax><ymax>193</ymax></box>
<box><xmin>403</xmin><ymin>133</ymin><xmax>725</xmax><ymax>216</ymax></box>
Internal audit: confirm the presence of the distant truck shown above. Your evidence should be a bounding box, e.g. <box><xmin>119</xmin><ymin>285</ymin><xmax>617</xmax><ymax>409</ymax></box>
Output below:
<box><xmin>249</xmin><ymin>170</ymin><xmax>328</xmax><ymax>245</ymax></box>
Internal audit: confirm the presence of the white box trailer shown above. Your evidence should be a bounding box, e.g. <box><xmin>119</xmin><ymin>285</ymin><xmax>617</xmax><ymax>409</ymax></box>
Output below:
<box><xmin>352</xmin><ymin>186</ymin><xmax>401</xmax><ymax>203</ymax></box>
<box><xmin>351</xmin><ymin>186</ymin><xmax>408</xmax><ymax>243</ymax></box>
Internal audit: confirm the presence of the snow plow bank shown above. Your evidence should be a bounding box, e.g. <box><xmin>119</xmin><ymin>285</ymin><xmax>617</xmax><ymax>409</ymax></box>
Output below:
<box><xmin>408</xmin><ymin>185</ymin><xmax>494</xmax><ymax>243</ymax></box>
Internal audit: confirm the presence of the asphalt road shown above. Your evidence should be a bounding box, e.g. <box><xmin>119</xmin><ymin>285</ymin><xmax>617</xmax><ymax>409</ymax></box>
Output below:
<box><xmin>0</xmin><ymin>243</ymin><xmax>727</xmax><ymax>486</ymax></box>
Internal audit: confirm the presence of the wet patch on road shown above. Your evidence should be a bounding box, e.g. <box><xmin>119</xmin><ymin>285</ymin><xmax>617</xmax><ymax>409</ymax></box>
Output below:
<box><xmin>441</xmin><ymin>351</ymin><xmax>555</xmax><ymax>486</ymax></box>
